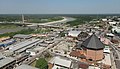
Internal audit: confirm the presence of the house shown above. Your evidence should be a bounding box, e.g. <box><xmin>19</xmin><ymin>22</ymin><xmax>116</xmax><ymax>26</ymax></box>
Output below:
<box><xmin>0</xmin><ymin>37</ymin><xmax>10</xmax><ymax>42</ymax></box>
<box><xmin>78</xmin><ymin>33</ymin><xmax>104</xmax><ymax>61</ymax></box>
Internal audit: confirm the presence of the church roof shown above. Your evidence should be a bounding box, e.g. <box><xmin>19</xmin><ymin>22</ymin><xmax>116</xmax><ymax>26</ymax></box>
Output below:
<box><xmin>81</xmin><ymin>33</ymin><xmax>104</xmax><ymax>50</ymax></box>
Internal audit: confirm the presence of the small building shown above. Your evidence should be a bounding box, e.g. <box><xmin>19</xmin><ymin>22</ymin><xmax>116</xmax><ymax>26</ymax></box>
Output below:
<box><xmin>109</xmin><ymin>22</ymin><xmax>117</xmax><ymax>25</ymax></box>
<box><xmin>0</xmin><ymin>37</ymin><xmax>10</xmax><ymax>42</ymax></box>
<box><xmin>80</xmin><ymin>33</ymin><xmax>104</xmax><ymax>61</ymax></box>
<box><xmin>88</xmin><ymin>66</ymin><xmax>100</xmax><ymax>69</ymax></box>
<box><xmin>112</xmin><ymin>26</ymin><xmax>120</xmax><ymax>34</ymax></box>
<box><xmin>68</xmin><ymin>31</ymin><xmax>81</xmax><ymax>38</ymax></box>
<box><xmin>0</xmin><ymin>39</ymin><xmax>16</xmax><ymax>47</ymax></box>
<box><xmin>49</xmin><ymin>57</ymin><xmax>72</xmax><ymax>69</ymax></box>
<box><xmin>106</xmin><ymin>33</ymin><xmax>115</xmax><ymax>37</ymax></box>
<box><xmin>102</xmin><ymin>19</ymin><xmax>108</xmax><ymax>22</ymax></box>
<box><xmin>15</xmin><ymin>64</ymin><xmax>38</xmax><ymax>69</ymax></box>
<box><xmin>13</xmin><ymin>34</ymin><xmax>32</xmax><ymax>39</ymax></box>
<box><xmin>26</xmin><ymin>50</ymin><xmax>36</xmax><ymax>56</ymax></box>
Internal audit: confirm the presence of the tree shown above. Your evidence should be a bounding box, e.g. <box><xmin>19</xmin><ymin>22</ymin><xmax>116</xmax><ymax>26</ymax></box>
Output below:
<box><xmin>35</xmin><ymin>58</ymin><xmax>48</xmax><ymax>69</ymax></box>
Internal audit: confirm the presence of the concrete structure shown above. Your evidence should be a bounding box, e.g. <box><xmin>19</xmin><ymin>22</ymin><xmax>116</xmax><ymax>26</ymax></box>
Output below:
<box><xmin>98</xmin><ymin>54</ymin><xmax>111</xmax><ymax>68</ymax></box>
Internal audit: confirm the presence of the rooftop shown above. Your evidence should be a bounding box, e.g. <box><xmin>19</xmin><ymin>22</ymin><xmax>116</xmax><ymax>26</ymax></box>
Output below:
<box><xmin>0</xmin><ymin>57</ymin><xmax>15</xmax><ymax>68</ymax></box>
<box><xmin>0</xmin><ymin>53</ymin><xmax>4</xmax><ymax>59</ymax></box>
<box><xmin>13</xmin><ymin>34</ymin><xmax>32</xmax><ymax>39</ymax></box>
<box><xmin>15</xmin><ymin>64</ymin><xmax>38</xmax><ymax>69</ymax></box>
<box><xmin>9</xmin><ymin>39</ymin><xmax>40</xmax><ymax>52</ymax></box>
<box><xmin>68</xmin><ymin>30</ymin><xmax>81</xmax><ymax>37</ymax></box>
<box><xmin>49</xmin><ymin>57</ymin><xmax>72</xmax><ymax>68</ymax></box>
<box><xmin>81</xmin><ymin>33</ymin><xmax>104</xmax><ymax>50</ymax></box>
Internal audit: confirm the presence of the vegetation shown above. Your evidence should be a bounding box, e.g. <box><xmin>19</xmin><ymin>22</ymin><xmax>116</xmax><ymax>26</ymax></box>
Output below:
<box><xmin>0</xmin><ymin>14</ymin><xmax>63</xmax><ymax>23</ymax></box>
<box><xmin>67</xmin><ymin>15</ymin><xmax>105</xmax><ymax>26</ymax></box>
<box><xmin>108</xmin><ymin>26</ymin><xmax>113</xmax><ymax>30</ymax></box>
<box><xmin>59</xmin><ymin>31</ymin><xmax>66</xmax><ymax>37</ymax></box>
<box><xmin>35</xmin><ymin>58</ymin><xmax>48</xmax><ymax>69</ymax></box>
<box><xmin>0</xmin><ymin>28</ymin><xmax>51</xmax><ymax>38</ymax></box>
<box><xmin>28</xmin><ymin>17</ymin><xmax>63</xmax><ymax>23</ymax></box>
<box><xmin>0</xmin><ymin>23</ymin><xmax>21</xmax><ymax>29</ymax></box>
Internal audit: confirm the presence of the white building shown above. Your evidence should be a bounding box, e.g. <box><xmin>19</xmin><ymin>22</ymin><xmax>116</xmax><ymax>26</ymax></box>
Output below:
<box><xmin>109</xmin><ymin>22</ymin><xmax>117</xmax><ymax>25</ymax></box>
<box><xmin>112</xmin><ymin>26</ymin><xmax>120</xmax><ymax>33</ymax></box>
<box><xmin>102</xmin><ymin>19</ymin><xmax>108</xmax><ymax>22</ymax></box>
<box><xmin>49</xmin><ymin>57</ymin><xmax>72</xmax><ymax>69</ymax></box>
<box><xmin>68</xmin><ymin>31</ymin><xmax>81</xmax><ymax>38</ymax></box>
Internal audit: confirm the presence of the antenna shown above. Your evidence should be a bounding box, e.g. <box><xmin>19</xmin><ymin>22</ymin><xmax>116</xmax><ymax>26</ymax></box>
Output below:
<box><xmin>22</xmin><ymin>14</ymin><xmax>24</xmax><ymax>23</ymax></box>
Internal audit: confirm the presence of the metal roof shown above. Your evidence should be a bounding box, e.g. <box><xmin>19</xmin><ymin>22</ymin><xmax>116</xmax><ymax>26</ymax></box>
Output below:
<box><xmin>9</xmin><ymin>39</ymin><xmax>40</xmax><ymax>52</ymax></box>
<box><xmin>68</xmin><ymin>31</ymin><xmax>81</xmax><ymax>37</ymax></box>
<box><xmin>0</xmin><ymin>53</ymin><xmax>4</xmax><ymax>59</ymax></box>
<box><xmin>81</xmin><ymin>33</ymin><xmax>104</xmax><ymax>50</ymax></box>
<box><xmin>13</xmin><ymin>34</ymin><xmax>32</xmax><ymax>39</ymax></box>
<box><xmin>49</xmin><ymin>57</ymin><xmax>72</xmax><ymax>68</ymax></box>
<box><xmin>15</xmin><ymin>40</ymin><xmax>41</xmax><ymax>53</ymax></box>
<box><xmin>0</xmin><ymin>57</ymin><xmax>15</xmax><ymax>68</ymax></box>
<box><xmin>15</xmin><ymin>64</ymin><xmax>38</xmax><ymax>69</ymax></box>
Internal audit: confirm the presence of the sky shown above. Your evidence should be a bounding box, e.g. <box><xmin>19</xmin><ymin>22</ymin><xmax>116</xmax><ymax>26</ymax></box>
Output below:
<box><xmin>0</xmin><ymin>0</ymin><xmax>120</xmax><ymax>14</ymax></box>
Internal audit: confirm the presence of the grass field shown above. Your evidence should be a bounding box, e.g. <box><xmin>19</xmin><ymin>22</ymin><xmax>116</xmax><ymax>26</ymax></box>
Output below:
<box><xmin>0</xmin><ymin>24</ymin><xmax>18</xmax><ymax>29</ymax></box>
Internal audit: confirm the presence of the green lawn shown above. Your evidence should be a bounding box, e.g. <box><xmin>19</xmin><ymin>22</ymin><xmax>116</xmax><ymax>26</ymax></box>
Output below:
<box><xmin>28</xmin><ymin>17</ymin><xmax>63</xmax><ymax>23</ymax></box>
<box><xmin>35</xmin><ymin>58</ymin><xmax>48</xmax><ymax>69</ymax></box>
<box><xmin>0</xmin><ymin>24</ymin><xmax>18</xmax><ymax>29</ymax></box>
<box><xmin>0</xmin><ymin>28</ymin><xmax>51</xmax><ymax>38</ymax></box>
